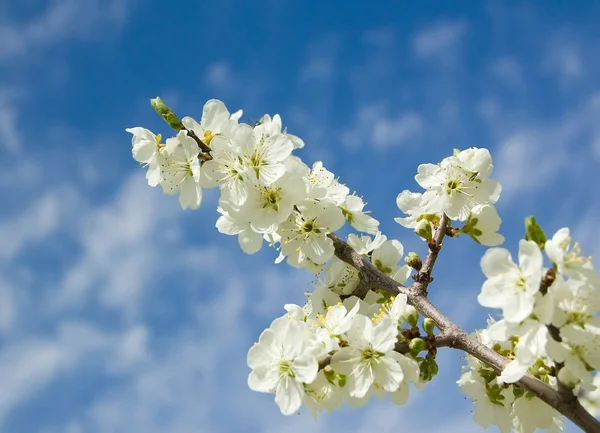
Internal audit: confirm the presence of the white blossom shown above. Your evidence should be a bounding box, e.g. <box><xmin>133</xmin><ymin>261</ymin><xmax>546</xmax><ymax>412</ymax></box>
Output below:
<box><xmin>347</xmin><ymin>232</ymin><xmax>387</xmax><ymax>256</ymax></box>
<box><xmin>247</xmin><ymin>317</ymin><xmax>319</xmax><ymax>415</ymax></box>
<box><xmin>279</xmin><ymin>201</ymin><xmax>345</xmax><ymax>267</ymax></box>
<box><xmin>478</xmin><ymin>240</ymin><xmax>543</xmax><ymax>323</ymax></box>
<box><xmin>464</xmin><ymin>203</ymin><xmax>505</xmax><ymax>246</ymax></box>
<box><xmin>339</xmin><ymin>195</ymin><xmax>379</xmax><ymax>234</ymax></box>
<box><xmin>126</xmin><ymin>127</ymin><xmax>164</xmax><ymax>187</ymax></box>
<box><xmin>416</xmin><ymin>148</ymin><xmax>501</xmax><ymax>221</ymax></box>
<box><xmin>330</xmin><ymin>316</ymin><xmax>409</xmax><ymax>398</ymax></box>
<box><xmin>182</xmin><ymin>99</ymin><xmax>240</xmax><ymax>144</ymax></box>
<box><xmin>160</xmin><ymin>131</ymin><xmax>203</xmax><ymax>210</ymax></box>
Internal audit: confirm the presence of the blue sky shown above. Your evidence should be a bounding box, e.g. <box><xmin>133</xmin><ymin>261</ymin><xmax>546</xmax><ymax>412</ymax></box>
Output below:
<box><xmin>1</xmin><ymin>1</ymin><xmax>600</xmax><ymax>432</ymax></box>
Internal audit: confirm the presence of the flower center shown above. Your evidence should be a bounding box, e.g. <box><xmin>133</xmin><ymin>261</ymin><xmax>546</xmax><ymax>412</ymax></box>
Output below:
<box><xmin>302</xmin><ymin>221</ymin><xmax>315</xmax><ymax>233</ymax></box>
<box><xmin>278</xmin><ymin>360</ymin><xmax>295</xmax><ymax>377</ymax></box>
<box><xmin>261</xmin><ymin>187</ymin><xmax>281</xmax><ymax>211</ymax></box>
<box><xmin>361</xmin><ymin>347</ymin><xmax>383</xmax><ymax>362</ymax></box>
<box><xmin>446</xmin><ymin>179</ymin><xmax>460</xmax><ymax>193</ymax></box>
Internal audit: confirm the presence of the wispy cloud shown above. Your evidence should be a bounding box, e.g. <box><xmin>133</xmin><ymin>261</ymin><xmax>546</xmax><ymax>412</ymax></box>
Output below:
<box><xmin>299</xmin><ymin>34</ymin><xmax>340</xmax><ymax>83</ymax></box>
<box><xmin>490</xmin><ymin>91</ymin><xmax>600</xmax><ymax>202</ymax></box>
<box><xmin>411</xmin><ymin>20</ymin><xmax>468</xmax><ymax>60</ymax></box>
<box><xmin>0</xmin><ymin>0</ymin><xmax>134</xmax><ymax>61</ymax></box>
<box><xmin>0</xmin><ymin>186</ymin><xmax>78</xmax><ymax>261</ymax></box>
<box><xmin>340</xmin><ymin>102</ymin><xmax>422</xmax><ymax>149</ymax></box>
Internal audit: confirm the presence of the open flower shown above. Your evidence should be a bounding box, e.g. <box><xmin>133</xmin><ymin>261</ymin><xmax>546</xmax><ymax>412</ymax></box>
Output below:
<box><xmin>279</xmin><ymin>201</ymin><xmax>345</xmax><ymax>267</ymax></box>
<box><xmin>248</xmin><ymin>317</ymin><xmax>319</xmax><ymax>415</ymax></box>
<box><xmin>330</xmin><ymin>316</ymin><xmax>409</xmax><ymax>398</ymax></box>
<box><xmin>160</xmin><ymin>130</ymin><xmax>203</xmax><ymax>210</ymax></box>
<box><xmin>416</xmin><ymin>148</ymin><xmax>501</xmax><ymax>221</ymax></box>
<box><xmin>477</xmin><ymin>240</ymin><xmax>543</xmax><ymax>323</ymax></box>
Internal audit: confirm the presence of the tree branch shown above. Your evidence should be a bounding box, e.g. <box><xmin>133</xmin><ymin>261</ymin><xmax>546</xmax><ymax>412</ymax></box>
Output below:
<box><xmin>413</xmin><ymin>213</ymin><xmax>449</xmax><ymax>295</ymax></box>
<box><xmin>327</xmin><ymin>231</ymin><xmax>600</xmax><ymax>433</ymax></box>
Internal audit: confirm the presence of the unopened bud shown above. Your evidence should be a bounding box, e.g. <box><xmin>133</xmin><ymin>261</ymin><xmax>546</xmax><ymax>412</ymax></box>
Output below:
<box><xmin>513</xmin><ymin>387</ymin><xmax>525</xmax><ymax>399</ymax></box>
<box><xmin>405</xmin><ymin>252</ymin><xmax>422</xmax><ymax>272</ymax></box>
<box><xmin>150</xmin><ymin>97</ymin><xmax>185</xmax><ymax>131</ymax></box>
<box><xmin>405</xmin><ymin>306</ymin><xmax>419</xmax><ymax>327</ymax></box>
<box><xmin>415</xmin><ymin>219</ymin><xmax>433</xmax><ymax>240</ymax></box>
<box><xmin>428</xmin><ymin>358</ymin><xmax>439</xmax><ymax>377</ymax></box>
<box><xmin>409</xmin><ymin>338</ymin><xmax>427</xmax><ymax>354</ymax></box>
<box><xmin>423</xmin><ymin>318</ymin><xmax>435</xmax><ymax>335</ymax></box>
<box><xmin>524</xmin><ymin>216</ymin><xmax>547</xmax><ymax>249</ymax></box>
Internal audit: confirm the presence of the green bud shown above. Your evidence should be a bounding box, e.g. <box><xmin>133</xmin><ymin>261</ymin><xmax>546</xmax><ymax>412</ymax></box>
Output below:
<box><xmin>418</xmin><ymin>358</ymin><xmax>439</xmax><ymax>381</ymax></box>
<box><xmin>404</xmin><ymin>252</ymin><xmax>422</xmax><ymax>272</ymax></box>
<box><xmin>524</xmin><ymin>216</ymin><xmax>547</xmax><ymax>249</ymax></box>
<box><xmin>405</xmin><ymin>306</ymin><xmax>419</xmax><ymax>327</ymax></box>
<box><xmin>150</xmin><ymin>97</ymin><xmax>185</xmax><ymax>131</ymax></box>
<box><xmin>409</xmin><ymin>338</ymin><xmax>427</xmax><ymax>354</ymax></box>
<box><xmin>513</xmin><ymin>387</ymin><xmax>525</xmax><ymax>399</ymax></box>
<box><xmin>419</xmin><ymin>360</ymin><xmax>431</xmax><ymax>381</ymax></box>
<box><xmin>428</xmin><ymin>358</ymin><xmax>439</xmax><ymax>377</ymax></box>
<box><xmin>415</xmin><ymin>219</ymin><xmax>433</xmax><ymax>240</ymax></box>
<box><xmin>422</xmin><ymin>318</ymin><xmax>436</xmax><ymax>335</ymax></box>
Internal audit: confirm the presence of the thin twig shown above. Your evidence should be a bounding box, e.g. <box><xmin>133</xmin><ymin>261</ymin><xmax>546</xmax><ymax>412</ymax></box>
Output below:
<box><xmin>413</xmin><ymin>213</ymin><xmax>449</xmax><ymax>295</ymax></box>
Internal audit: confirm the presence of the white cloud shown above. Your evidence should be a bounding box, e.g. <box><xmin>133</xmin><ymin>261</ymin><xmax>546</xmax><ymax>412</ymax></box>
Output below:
<box><xmin>0</xmin><ymin>281</ymin><xmax>15</xmax><ymax>334</ymax></box>
<box><xmin>300</xmin><ymin>57</ymin><xmax>334</xmax><ymax>82</ymax></box>
<box><xmin>544</xmin><ymin>36</ymin><xmax>584</xmax><ymax>81</ymax></box>
<box><xmin>489</xmin><ymin>91</ymin><xmax>600</xmax><ymax>203</ymax></box>
<box><xmin>0</xmin><ymin>320</ymin><xmax>148</xmax><ymax>426</ymax></box>
<box><xmin>0</xmin><ymin>341</ymin><xmax>70</xmax><ymax>424</ymax></box>
<box><xmin>0</xmin><ymin>105</ymin><xmax>20</xmax><ymax>152</ymax></box>
<box><xmin>489</xmin><ymin>56</ymin><xmax>524</xmax><ymax>88</ymax></box>
<box><xmin>0</xmin><ymin>186</ymin><xmax>78</xmax><ymax>261</ymax></box>
<box><xmin>372</xmin><ymin>113</ymin><xmax>422</xmax><ymax>147</ymax></box>
<box><xmin>54</xmin><ymin>173</ymin><xmax>181</xmax><ymax>314</ymax></box>
<box><xmin>0</xmin><ymin>0</ymin><xmax>133</xmax><ymax>60</ymax></box>
<box><xmin>411</xmin><ymin>20</ymin><xmax>467</xmax><ymax>59</ymax></box>
<box><xmin>299</xmin><ymin>34</ymin><xmax>340</xmax><ymax>83</ymax></box>
<box><xmin>204</xmin><ymin>61</ymin><xmax>235</xmax><ymax>90</ymax></box>
<box><xmin>341</xmin><ymin>103</ymin><xmax>422</xmax><ymax>149</ymax></box>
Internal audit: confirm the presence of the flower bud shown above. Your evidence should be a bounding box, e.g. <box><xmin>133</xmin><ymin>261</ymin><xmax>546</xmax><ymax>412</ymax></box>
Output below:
<box><xmin>513</xmin><ymin>386</ymin><xmax>525</xmax><ymax>399</ymax></box>
<box><xmin>404</xmin><ymin>252</ymin><xmax>422</xmax><ymax>271</ymax></box>
<box><xmin>405</xmin><ymin>306</ymin><xmax>419</xmax><ymax>327</ymax></box>
<box><xmin>409</xmin><ymin>338</ymin><xmax>427</xmax><ymax>354</ymax></box>
<box><xmin>415</xmin><ymin>219</ymin><xmax>433</xmax><ymax>240</ymax></box>
<box><xmin>150</xmin><ymin>97</ymin><xmax>185</xmax><ymax>131</ymax></box>
<box><xmin>524</xmin><ymin>215</ymin><xmax>547</xmax><ymax>249</ymax></box>
<box><xmin>422</xmin><ymin>317</ymin><xmax>435</xmax><ymax>335</ymax></box>
<box><xmin>428</xmin><ymin>358</ymin><xmax>439</xmax><ymax>377</ymax></box>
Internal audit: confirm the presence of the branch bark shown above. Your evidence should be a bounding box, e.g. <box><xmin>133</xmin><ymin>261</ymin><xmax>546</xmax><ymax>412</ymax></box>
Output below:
<box><xmin>327</xmin><ymin>227</ymin><xmax>600</xmax><ymax>433</ymax></box>
<box><xmin>412</xmin><ymin>213</ymin><xmax>449</xmax><ymax>295</ymax></box>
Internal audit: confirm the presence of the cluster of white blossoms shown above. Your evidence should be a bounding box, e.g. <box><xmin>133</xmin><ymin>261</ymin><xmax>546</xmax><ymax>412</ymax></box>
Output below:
<box><xmin>128</xmin><ymin>99</ymin><xmax>378</xmax><ymax>269</ymax></box>
<box><xmin>248</xmin><ymin>291</ymin><xmax>432</xmax><ymax>417</ymax></box>
<box><xmin>396</xmin><ymin>147</ymin><xmax>504</xmax><ymax>246</ymax></box>
<box><xmin>127</xmin><ymin>98</ymin><xmax>600</xmax><ymax>431</ymax></box>
<box><xmin>458</xmin><ymin>323</ymin><xmax>563</xmax><ymax>433</ymax></box>
<box><xmin>459</xmin><ymin>223</ymin><xmax>600</xmax><ymax>432</ymax></box>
